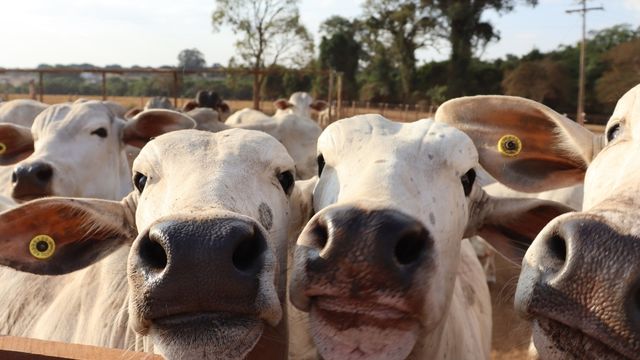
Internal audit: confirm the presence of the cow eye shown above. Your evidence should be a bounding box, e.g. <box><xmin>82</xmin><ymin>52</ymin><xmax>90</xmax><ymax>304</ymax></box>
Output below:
<box><xmin>91</xmin><ymin>127</ymin><xmax>108</xmax><ymax>138</ymax></box>
<box><xmin>277</xmin><ymin>171</ymin><xmax>294</xmax><ymax>195</ymax></box>
<box><xmin>133</xmin><ymin>172</ymin><xmax>147</xmax><ymax>193</ymax></box>
<box><xmin>317</xmin><ymin>154</ymin><xmax>325</xmax><ymax>177</ymax></box>
<box><xmin>461</xmin><ymin>169</ymin><xmax>476</xmax><ymax>197</ymax></box>
<box><xmin>606</xmin><ymin>123</ymin><xmax>622</xmax><ymax>143</ymax></box>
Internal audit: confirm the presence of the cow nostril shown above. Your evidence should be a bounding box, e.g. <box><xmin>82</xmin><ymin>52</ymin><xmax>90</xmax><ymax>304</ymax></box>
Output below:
<box><xmin>394</xmin><ymin>231</ymin><xmax>426</xmax><ymax>266</ymax></box>
<box><xmin>232</xmin><ymin>230</ymin><xmax>265</xmax><ymax>274</ymax></box>
<box><xmin>138</xmin><ymin>235</ymin><xmax>167</xmax><ymax>271</ymax></box>
<box><xmin>312</xmin><ymin>221</ymin><xmax>329</xmax><ymax>250</ymax></box>
<box><xmin>548</xmin><ymin>234</ymin><xmax>567</xmax><ymax>263</ymax></box>
<box><xmin>35</xmin><ymin>166</ymin><xmax>53</xmax><ymax>183</ymax></box>
<box><xmin>11</xmin><ymin>171</ymin><xmax>16</xmax><ymax>184</ymax></box>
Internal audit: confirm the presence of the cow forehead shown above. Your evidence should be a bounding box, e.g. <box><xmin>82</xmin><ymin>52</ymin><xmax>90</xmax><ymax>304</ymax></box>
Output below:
<box><xmin>32</xmin><ymin>101</ymin><xmax>115</xmax><ymax>135</ymax></box>
<box><xmin>610</xmin><ymin>84</ymin><xmax>640</xmax><ymax>131</ymax></box>
<box><xmin>135</xmin><ymin>129</ymin><xmax>295</xmax><ymax>175</ymax></box>
<box><xmin>289</xmin><ymin>92</ymin><xmax>312</xmax><ymax>107</ymax></box>
<box><xmin>319</xmin><ymin>115</ymin><xmax>478</xmax><ymax>170</ymax></box>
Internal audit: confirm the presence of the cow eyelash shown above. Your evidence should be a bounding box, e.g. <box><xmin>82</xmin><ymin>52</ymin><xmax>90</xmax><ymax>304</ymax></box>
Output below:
<box><xmin>461</xmin><ymin>169</ymin><xmax>476</xmax><ymax>197</ymax></box>
<box><xmin>277</xmin><ymin>171</ymin><xmax>294</xmax><ymax>195</ymax></box>
<box><xmin>91</xmin><ymin>127</ymin><xmax>108</xmax><ymax>138</ymax></box>
<box><xmin>317</xmin><ymin>154</ymin><xmax>325</xmax><ymax>177</ymax></box>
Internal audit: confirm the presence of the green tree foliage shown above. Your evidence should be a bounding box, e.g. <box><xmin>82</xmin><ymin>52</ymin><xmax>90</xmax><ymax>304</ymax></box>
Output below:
<box><xmin>428</xmin><ymin>0</ymin><xmax>538</xmax><ymax>98</ymax></box>
<box><xmin>212</xmin><ymin>0</ymin><xmax>313</xmax><ymax>109</ymax></box>
<box><xmin>363</xmin><ymin>0</ymin><xmax>438</xmax><ymax>99</ymax></box>
<box><xmin>318</xmin><ymin>16</ymin><xmax>362</xmax><ymax>99</ymax></box>
<box><xmin>177</xmin><ymin>48</ymin><xmax>206</xmax><ymax>70</ymax></box>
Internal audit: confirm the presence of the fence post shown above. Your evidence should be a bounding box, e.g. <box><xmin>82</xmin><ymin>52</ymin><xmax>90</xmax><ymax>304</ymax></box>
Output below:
<box><xmin>38</xmin><ymin>72</ymin><xmax>44</xmax><ymax>102</ymax></box>
<box><xmin>327</xmin><ymin>71</ymin><xmax>335</xmax><ymax>121</ymax></box>
<box><xmin>101</xmin><ymin>72</ymin><xmax>107</xmax><ymax>100</ymax></box>
<box><xmin>336</xmin><ymin>72</ymin><xmax>343</xmax><ymax>121</ymax></box>
<box><xmin>351</xmin><ymin>101</ymin><xmax>356</xmax><ymax>117</ymax></box>
<box><xmin>172</xmin><ymin>71</ymin><xmax>179</xmax><ymax>108</ymax></box>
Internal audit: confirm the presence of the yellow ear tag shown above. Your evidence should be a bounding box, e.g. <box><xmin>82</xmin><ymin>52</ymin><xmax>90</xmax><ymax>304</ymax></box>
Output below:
<box><xmin>29</xmin><ymin>235</ymin><xmax>56</xmax><ymax>260</ymax></box>
<box><xmin>0</xmin><ymin>142</ymin><xmax>6</xmax><ymax>155</ymax></box>
<box><xmin>497</xmin><ymin>135</ymin><xmax>522</xmax><ymax>157</ymax></box>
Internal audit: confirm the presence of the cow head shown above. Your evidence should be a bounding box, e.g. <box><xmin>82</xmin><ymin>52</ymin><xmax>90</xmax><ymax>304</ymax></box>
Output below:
<box><xmin>437</xmin><ymin>86</ymin><xmax>640</xmax><ymax>359</ymax></box>
<box><xmin>289</xmin><ymin>115</ymin><xmax>570</xmax><ymax>359</ymax></box>
<box><xmin>274</xmin><ymin>92</ymin><xmax>328</xmax><ymax>119</ymax></box>
<box><xmin>0</xmin><ymin>101</ymin><xmax>195</xmax><ymax>201</ymax></box>
<box><xmin>144</xmin><ymin>97</ymin><xmax>174</xmax><ymax>110</ymax></box>
<box><xmin>0</xmin><ymin>129</ymin><xmax>315</xmax><ymax>360</ymax></box>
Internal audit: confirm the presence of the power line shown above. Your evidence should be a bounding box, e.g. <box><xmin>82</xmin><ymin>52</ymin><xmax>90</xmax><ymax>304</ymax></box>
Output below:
<box><xmin>566</xmin><ymin>0</ymin><xmax>603</xmax><ymax>125</ymax></box>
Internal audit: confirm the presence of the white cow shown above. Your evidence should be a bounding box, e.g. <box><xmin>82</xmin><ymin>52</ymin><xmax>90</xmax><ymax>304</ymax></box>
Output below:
<box><xmin>433</xmin><ymin>91</ymin><xmax>640</xmax><ymax>359</ymax></box>
<box><xmin>0</xmin><ymin>100</ymin><xmax>195</xmax><ymax>201</ymax></box>
<box><xmin>225</xmin><ymin>92</ymin><xmax>328</xmax><ymax>125</ymax></box>
<box><xmin>0</xmin><ymin>99</ymin><xmax>48</xmax><ymax>127</ymax></box>
<box><xmin>0</xmin><ymin>129</ymin><xmax>313</xmax><ymax>360</ymax></box>
<box><xmin>288</xmin><ymin>115</ymin><xmax>570</xmax><ymax>360</ymax></box>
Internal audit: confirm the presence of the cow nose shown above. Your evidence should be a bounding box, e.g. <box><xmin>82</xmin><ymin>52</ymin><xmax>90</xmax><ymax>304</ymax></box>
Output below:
<box><xmin>517</xmin><ymin>216</ymin><xmax>640</xmax><ymax>333</ymax></box>
<box><xmin>131</xmin><ymin>217</ymin><xmax>270</xmax><ymax>315</ymax></box>
<box><xmin>299</xmin><ymin>206</ymin><xmax>432</xmax><ymax>285</ymax></box>
<box><xmin>11</xmin><ymin>162</ymin><xmax>54</xmax><ymax>200</ymax></box>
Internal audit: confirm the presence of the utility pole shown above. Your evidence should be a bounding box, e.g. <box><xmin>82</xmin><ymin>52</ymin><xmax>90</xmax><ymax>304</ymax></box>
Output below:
<box><xmin>566</xmin><ymin>0</ymin><xmax>603</xmax><ymax>125</ymax></box>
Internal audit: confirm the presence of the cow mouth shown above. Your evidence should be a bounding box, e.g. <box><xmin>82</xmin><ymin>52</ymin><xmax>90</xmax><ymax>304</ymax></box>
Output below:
<box><xmin>308</xmin><ymin>296</ymin><xmax>420</xmax><ymax>360</ymax></box>
<box><xmin>12</xmin><ymin>192</ymin><xmax>50</xmax><ymax>202</ymax></box>
<box><xmin>149</xmin><ymin>312</ymin><xmax>264</xmax><ymax>360</ymax></box>
<box><xmin>531</xmin><ymin>317</ymin><xmax>633</xmax><ymax>360</ymax></box>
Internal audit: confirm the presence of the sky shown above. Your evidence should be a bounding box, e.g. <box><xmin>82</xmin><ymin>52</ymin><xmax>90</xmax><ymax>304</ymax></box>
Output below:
<box><xmin>0</xmin><ymin>0</ymin><xmax>639</xmax><ymax>68</ymax></box>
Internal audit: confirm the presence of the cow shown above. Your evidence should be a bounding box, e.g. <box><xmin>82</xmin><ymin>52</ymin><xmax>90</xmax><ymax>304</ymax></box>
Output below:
<box><xmin>0</xmin><ymin>99</ymin><xmax>48</xmax><ymax>127</ymax></box>
<box><xmin>0</xmin><ymin>128</ymin><xmax>314</xmax><ymax>360</ymax></box>
<box><xmin>0</xmin><ymin>100</ymin><xmax>195</xmax><ymax>201</ymax></box>
<box><xmin>144</xmin><ymin>96</ymin><xmax>173</xmax><ymax>110</ymax></box>
<box><xmin>288</xmin><ymin>114</ymin><xmax>571</xmax><ymax>360</ymax></box>
<box><xmin>433</xmin><ymin>89</ymin><xmax>640</xmax><ymax>359</ymax></box>
<box><xmin>225</xmin><ymin>92</ymin><xmax>328</xmax><ymax>125</ymax></box>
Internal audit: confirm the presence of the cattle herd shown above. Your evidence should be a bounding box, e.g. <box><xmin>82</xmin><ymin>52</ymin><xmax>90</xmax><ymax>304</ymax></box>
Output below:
<box><xmin>0</xmin><ymin>85</ymin><xmax>637</xmax><ymax>360</ymax></box>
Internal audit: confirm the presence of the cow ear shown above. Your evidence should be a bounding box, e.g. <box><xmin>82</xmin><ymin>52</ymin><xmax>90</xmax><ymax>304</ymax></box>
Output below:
<box><xmin>0</xmin><ymin>193</ymin><xmax>137</xmax><ymax>275</ymax></box>
<box><xmin>182</xmin><ymin>101</ymin><xmax>199</xmax><ymax>112</ymax></box>
<box><xmin>436</xmin><ymin>96</ymin><xmax>600</xmax><ymax>193</ymax></box>
<box><xmin>122</xmin><ymin>109</ymin><xmax>196</xmax><ymax>148</ymax></box>
<box><xmin>124</xmin><ymin>107</ymin><xmax>143</xmax><ymax>120</ymax></box>
<box><xmin>310</xmin><ymin>100</ymin><xmax>329</xmax><ymax>112</ymax></box>
<box><xmin>466</xmin><ymin>189</ymin><xmax>573</xmax><ymax>264</ymax></box>
<box><xmin>219</xmin><ymin>102</ymin><xmax>230</xmax><ymax>113</ymax></box>
<box><xmin>0</xmin><ymin>123</ymin><xmax>34</xmax><ymax>165</ymax></box>
<box><xmin>288</xmin><ymin>177</ymin><xmax>317</xmax><ymax>243</ymax></box>
<box><xmin>274</xmin><ymin>99</ymin><xmax>293</xmax><ymax>110</ymax></box>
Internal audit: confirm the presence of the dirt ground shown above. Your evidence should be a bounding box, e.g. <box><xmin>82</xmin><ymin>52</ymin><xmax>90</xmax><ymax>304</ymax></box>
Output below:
<box><xmin>489</xmin><ymin>255</ymin><xmax>533</xmax><ymax>360</ymax></box>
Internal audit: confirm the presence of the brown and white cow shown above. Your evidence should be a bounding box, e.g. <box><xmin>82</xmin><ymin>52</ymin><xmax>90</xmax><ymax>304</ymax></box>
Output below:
<box><xmin>288</xmin><ymin>115</ymin><xmax>571</xmax><ymax>359</ymax></box>
<box><xmin>435</xmin><ymin>88</ymin><xmax>640</xmax><ymax>359</ymax></box>
<box><xmin>0</xmin><ymin>128</ymin><xmax>313</xmax><ymax>360</ymax></box>
<box><xmin>0</xmin><ymin>100</ymin><xmax>195</xmax><ymax>201</ymax></box>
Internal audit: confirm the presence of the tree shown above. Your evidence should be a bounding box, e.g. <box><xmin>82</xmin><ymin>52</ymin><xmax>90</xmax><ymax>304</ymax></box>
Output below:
<box><xmin>428</xmin><ymin>0</ymin><xmax>538</xmax><ymax>98</ymax></box>
<box><xmin>178</xmin><ymin>48</ymin><xmax>206</xmax><ymax>70</ymax></box>
<box><xmin>318</xmin><ymin>16</ymin><xmax>362</xmax><ymax>99</ymax></box>
<box><xmin>212</xmin><ymin>0</ymin><xmax>313</xmax><ymax>109</ymax></box>
<box><xmin>595</xmin><ymin>39</ymin><xmax>640</xmax><ymax>109</ymax></box>
<box><xmin>363</xmin><ymin>0</ymin><xmax>438</xmax><ymax>99</ymax></box>
<box><xmin>502</xmin><ymin>58</ymin><xmax>571</xmax><ymax>110</ymax></box>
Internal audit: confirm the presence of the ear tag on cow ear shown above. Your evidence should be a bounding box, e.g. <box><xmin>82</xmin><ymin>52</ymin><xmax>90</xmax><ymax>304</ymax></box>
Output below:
<box><xmin>0</xmin><ymin>142</ymin><xmax>6</xmax><ymax>155</ymax></box>
<box><xmin>497</xmin><ymin>135</ymin><xmax>522</xmax><ymax>157</ymax></box>
<box><xmin>29</xmin><ymin>235</ymin><xmax>56</xmax><ymax>260</ymax></box>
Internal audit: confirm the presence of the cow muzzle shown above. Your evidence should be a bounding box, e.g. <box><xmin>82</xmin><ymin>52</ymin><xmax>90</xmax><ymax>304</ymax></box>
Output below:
<box><xmin>128</xmin><ymin>215</ymin><xmax>282</xmax><ymax>360</ymax></box>
<box><xmin>290</xmin><ymin>205</ymin><xmax>431</xmax><ymax>360</ymax></box>
<box><xmin>516</xmin><ymin>213</ymin><xmax>640</xmax><ymax>360</ymax></box>
<box><xmin>11</xmin><ymin>161</ymin><xmax>54</xmax><ymax>201</ymax></box>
